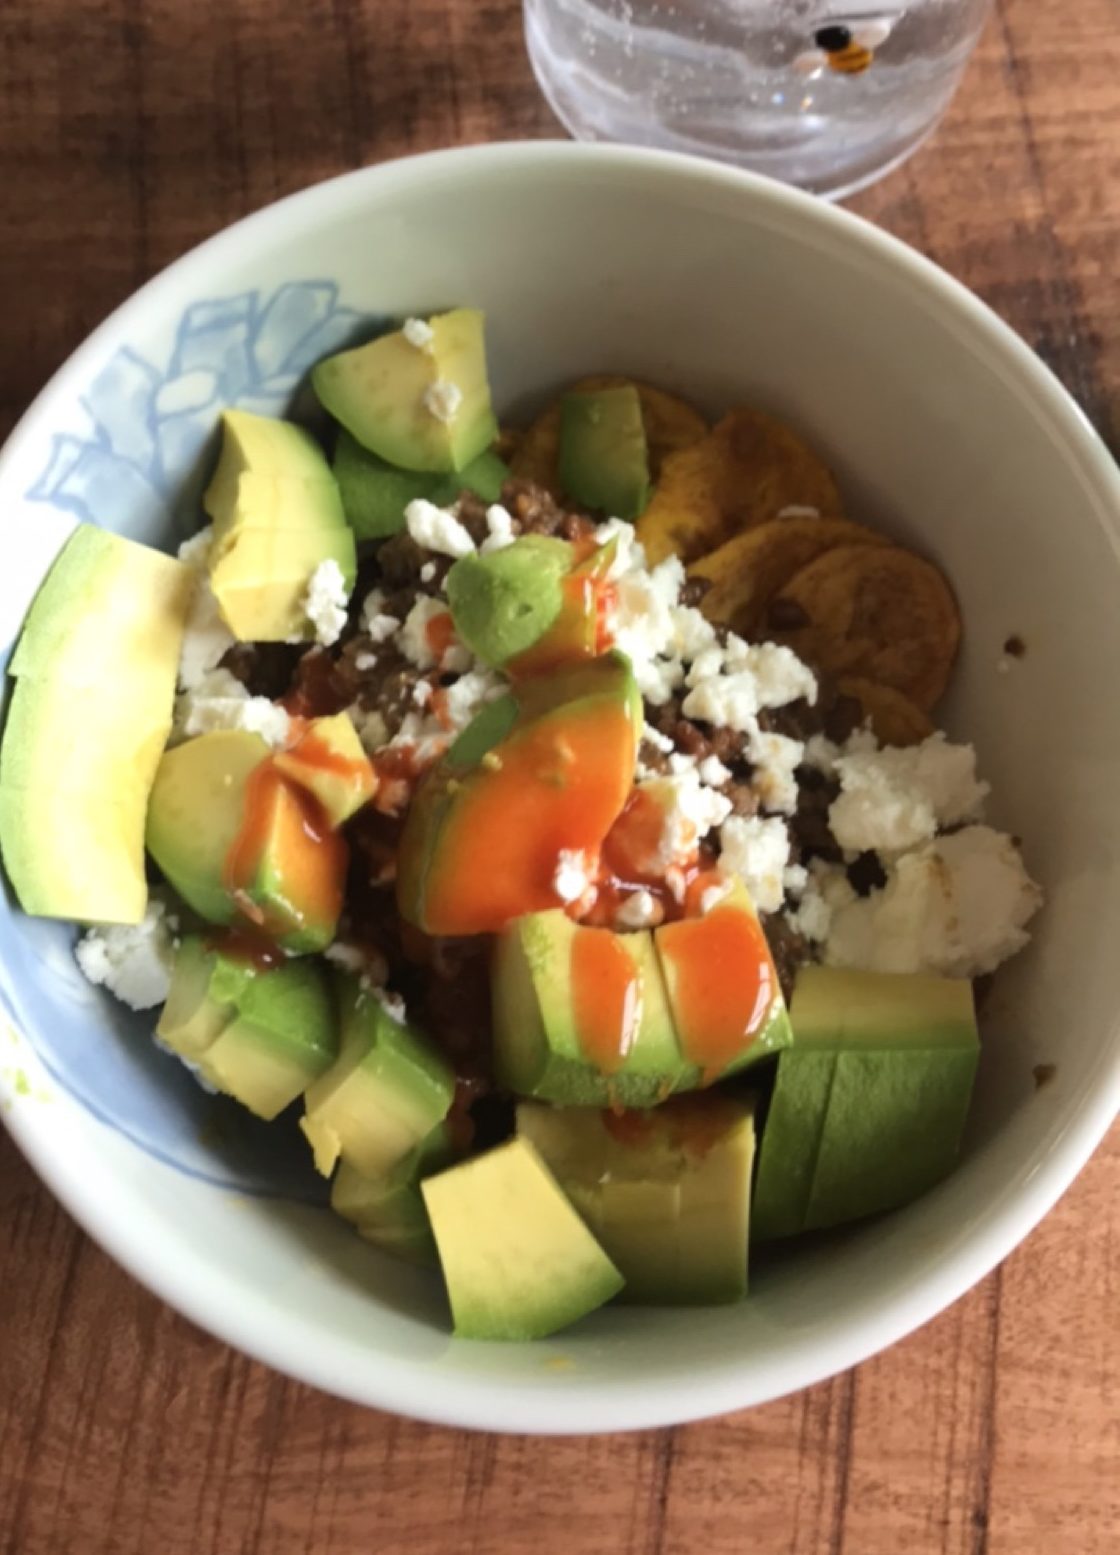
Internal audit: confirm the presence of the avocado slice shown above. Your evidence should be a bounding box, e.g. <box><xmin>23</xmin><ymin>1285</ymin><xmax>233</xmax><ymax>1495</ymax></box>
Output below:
<box><xmin>559</xmin><ymin>385</ymin><xmax>651</xmax><ymax>520</ymax></box>
<box><xmin>0</xmin><ymin>526</ymin><xmax>193</xmax><ymax>924</ymax></box>
<box><xmin>752</xmin><ymin>967</ymin><xmax>980</xmax><ymax>1240</ymax></box>
<box><xmin>313</xmin><ymin>309</ymin><xmax>498</xmax><ymax>475</ymax></box>
<box><xmin>209</xmin><ymin>524</ymin><xmax>356</xmax><ymax>643</ymax></box>
<box><xmin>445</xmin><ymin>536</ymin><xmax>571</xmax><ymax>668</ymax></box>
<box><xmin>333</xmin><ymin>430</ymin><xmax>509</xmax><ymax>539</ymax></box>
<box><xmin>157</xmin><ymin>935</ymin><xmax>338</xmax><ymax>1119</ymax></box>
<box><xmin>301</xmin><ymin>976</ymin><xmax>456</xmax><ymax>1179</ymax></box>
<box><xmin>494</xmin><ymin>913</ymin><xmax>686</xmax><ymax>1107</ymax></box>
<box><xmin>397</xmin><ymin>652</ymin><xmax>642</xmax><ymax>936</ymax></box>
<box><xmin>421</xmin><ymin>1136</ymin><xmax>625</xmax><ymax>1340</ymax></box>
<box><xmin>273</xmin><ymin>712</ymin><xmax>376</xmax><ymax>827</ymax></box>
<box><xmin>331</xmin><ymin>1122</ymin><xmax>458</xmax><ymax>1265</ymax></box>
<box><xmin>518</xmin><ymin>1095</ymin><xmax>756</xmax><ymax>1303</ymax></box>
<box><xmin>654</xmin><ymin>875</ymin><xmax>792</xmax><ymax>1087</ymax></box>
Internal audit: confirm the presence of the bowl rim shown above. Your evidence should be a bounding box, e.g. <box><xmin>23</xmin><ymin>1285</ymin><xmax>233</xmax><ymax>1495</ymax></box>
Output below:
<box><xmin>4</xmin><ymin>139</ymin><xmax>1120</xmax><ymax>1434</ymax></box>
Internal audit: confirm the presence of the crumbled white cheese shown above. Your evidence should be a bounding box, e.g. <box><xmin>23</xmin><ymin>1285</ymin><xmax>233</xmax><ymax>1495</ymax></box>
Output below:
<box><xmin>419</xmin><ymin>562</ymin><xmax>437</xmax><ymax>585</ymax></box>
<box><xmin>667</xmin><ymin>752</ymin><xmax>697</xmax><ymax>775</ymax></box>
<box><xmin>347</xmin><ymin>703</ymin><xmax>389</xmax><ymax>755</ymax></box>
<box><xmin>422</xmin><ymin>381</ymin><xmax>462</xmax><ymax>424</ymax></box>
<box><xmin>361</xmin><ymin>589</ymin><xmax>401</xmax><ymax>644</ymax></box>
<box><xmin>829</xmin><ymin>732</ymin><xmax>990</xmax><ymax>855</ymax></box>
<box><xmin>302</xmin><ymin>558</ymin><xmax>350</xmax><ymax>648</ymax></box>
<box><xmin>405</xmin><ymin>499</ymin><xmax>475</xmax><ymax>558</ymax></box>
<box><xmin>614</xmin><ymin>890</ymin><xmax>664</xmax><ymax>930</ymax></box>
<box><xmin>480</xmin><ymin>504</ymin><xmax>516</xmax><ymax>554</ymax></box>
<box><xmin>402</xmin><ymin>317</ymin><xmax>435</xmax><ymax>353</ymax></box>
<box><xmin>398</xmin><ymin>596</ymin><xmax>448</xmax><ymax>671</ymax></box>
<box><xmin>176</xmin><ymin>668</ymin><xmax>291</xmax><ymax>748</ymax></box>
<box><xmin>698</xmin><ymin>754</ymin><xmax>732</xmax><ymax>787</ymax></box>
<box><xmin>177</xmin><ymin>525</ymin><xmax>215</xmax><ymax>568</ymax></box>
<box><xmin>698</xmin><ymin>876</ymin><xmax>735</xmax><ymax>915</ymax></box>
<box><xmin>412</xmin><ymin>680</ymin><xmax>432</xmax><ymax>708</ymax></box>
<box><xmin>612</xmin><ymin>557</ymin><xmax>685</xmax><ymax>705</ymax></box>
<box><xmin>441</xmin><ymin>669</ymin><xmax>503</xmax><ymax>734</ymax></box>
<box><xmin>324</xmin><ymin>942</ymin><xmax>390</xmax><ymax>985</ymax></box>
<box><xmin>736</xmin><ymin>641</ymin><xmax>817</xmax><ymax>708</ymax></box>
<box><xmin>642</xmin><ymin>722</ymin><xmax>674</xmax><ymax>755</ymax></box>
<box><xmin>177</xmin><ymin>572</ymin><xmax>236</xmax><ymax>692</ymax></box>
<box><xmin>593</xmin><ymin>518</ymin><xmax>646</xmax><ymax>579</ymax></box>
<box><xmin>785</xmin><ymin>881</ymin><xmax>832</xmax><ymax>943</ymax></box>
<box><xmin>783</xmin><ymin>863</ymin><xmax>809</xmax><ymax>897</ymax></box>
<box><xmin>354</xmin><ymin>651</ymin><xmax>377</xmax><ymax>672</ymax></box>
<box><xmin>75</xmin><ymin>898</ymin><xmax>176</xmax><ymax>1011</ymax></box>
<box><xmin>717</xmin><ymin>815</ymin><xmax>791</xmax><ymax>915</ymax></box>
<box><xmin>372</xmin><ymin>986</ymin><xmax>407</xmax><ymax>1023</ymax></box>
<box><xmin>554</xmin><ymin>849</ymin><xmax>593</xmax><ymax>904</ymax></box>
<box><xmin>670</xmin><ymin>604</ymin><xmax>718</xmax><ymax>661</ymax></box>
<box><xmin>803</xmin><ymin>733</ymin><xmax>841</xmax><ymax>774</ymax></box>
<box><xmin>681</xmin><ymin>671</ymin><xmax>760</xmax><ymax>732</ymax></box>
<box><xmin>637</xmin><ymin>770</ymin><xmax>734</xmax><ymax>869</ymax></box>
<box><xmin>747</xmin><ymin>728</ymin><xmax>804</xmax><ymax>815</ymax></box>
<box><xmin>825</xmin><ymin>825</ymin><xmax>1042</xmax><ymax>977</ymax></box>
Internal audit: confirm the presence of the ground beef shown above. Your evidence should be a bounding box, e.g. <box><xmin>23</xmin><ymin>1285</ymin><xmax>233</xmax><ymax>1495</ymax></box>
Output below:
<box><xmin>679</xmin><ymin>575</ymin><xmax>711</xmax><ymax>608</ymax></box>
<box><xmin>757</xmin><ymin>696</ymin><xmax>822</xmax><ymax>744</ymax></box>
<box><xmin>220</xmin><ymin>641</ymin><xmax>303</xmax><ymax>699</ymax></box>
<box><xmin>788</xmin><ymin>766</ymin><xmax>843</xmax><ymax>864</ymax></box>
<box><xmin>375</xmin><ymin>532</ymin><xmax>429</xmax><ymax>589</ymax></box>
<box><xmin>761</xmin><ymin>913</ymin><xmax>810</xmax><ymax>1002</ymax></box>
<box><xmin>847</xmin><ymin>851</ymin><xmax>887</xmax><ymax>897</ymax></box>
<box><xmin>502</xmin><ymin>478</ymin><xmax>596</xmax><ymax>542</ymax></box>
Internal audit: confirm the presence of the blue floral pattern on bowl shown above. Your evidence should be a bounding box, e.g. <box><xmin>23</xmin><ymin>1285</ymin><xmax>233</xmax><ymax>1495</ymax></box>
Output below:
<box><xmin>4</xmin><ymin>279</ymin><xmax>386</xmax><ymax>1198</ymax></box>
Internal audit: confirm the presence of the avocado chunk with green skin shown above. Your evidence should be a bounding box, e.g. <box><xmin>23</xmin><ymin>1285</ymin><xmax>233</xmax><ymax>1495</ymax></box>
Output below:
<box><xmin>209</xmin><ymin>523</ymin><xmax>356</xmax><ymax>643</ymax></box>
<box><xmin>397</xmin><ymin>653</ymin><xmax>642</xmax><ymax>936</ymax></box>
<box><xmin>333</xmin><ymin>430</ymin><xmax>510</xmax><ymax>539</ymax></box>
<box><xmin>146</xmin><ymin>731</ymin><xmax>271</xmax><ymax>926</ymax></box>
<box><xmin>654</xmin><ymin>875</ymin><xmax>793</xmax><ymax>1090</ymax></box>
<box><xmin>518</xmin><ymin>1095</ymin><xmax>756</xmax><ymax>1304</ymax></box>
<box><xmin>301</xmin><ymin>976</ymin><xmax>456</xmax><ymax>1179</ymax></box>
<box><xmin>157</xmin><ymin>935</ymin><xmax>338</xmax><ymax>1120</ymax></box>
<box><xmin>331</xmin><ymin>1122</ymin><xmax>458</xmax><ymax>1266</ymax></box>
<box><xmin>494</xmin><ymin>913</ymin><xmax>686</xmax><ymax>1107</ymax></box>
<box><xmin>273</xmin><ymin>712</ymin><xmax>376</xmax><ymax>827</ymax></box>
<box><xmin>559</xmin><ymin>386</ymin><xmax>651</xmax><ymax>520</ymax></box>
<box><xmin>752</xmin><ymin>967</ymin><xmax>979</xmax><ymax>1240</ymax></box>
<box><xmin>0</xmin><ymin>526</ymin><xmax>193</xmax><ymax>924</ymax></box>
<box><xmin>313</xmin><ymin>309</ymin><xmax>498</xmax><ymax>474</ymax></box>
<box><xmin>421</xmin><ymin>1137</ymin><xmax>625</xmax><ymax>1340</ymax></box>
<box><xmin>445</xmin><ymin>536</ymin><xmax>572</xmax><ymax>668</ymax></box>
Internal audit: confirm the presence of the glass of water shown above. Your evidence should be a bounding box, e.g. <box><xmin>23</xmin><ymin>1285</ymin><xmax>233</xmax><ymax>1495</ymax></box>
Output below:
<box><xmin>523</xmin><ymin>0</ymin><xmax>992</xmax><ymax>199</ymax></box>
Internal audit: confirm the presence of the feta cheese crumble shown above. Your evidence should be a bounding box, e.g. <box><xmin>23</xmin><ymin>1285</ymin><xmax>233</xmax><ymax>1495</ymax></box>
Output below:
<box><xmin>302</xmin><ymin>558</ymin><xmax>350</xmax><ymax>647</ymax></box>
<box><xmin>398</xmin><ymin>596</ymin><xmax>451</xmax><ymax>671</ymax></box>
<box><xmin>636</xmin><ymin>770</ymin><xmax>734</xmax><ymax>869</ymax></box>
<box><xmin>553</xmin><ymin>849</ymin><xmax>592</xmax><ymax>904</ymax></box>
<box><xmin>829</xmin><ymin>732</ymin><xmax>990</xmax><ymax>855</ymax></box>
<box><xmin>405</xmin><ymin>499</ymin><xmax>475</xmax><ymax>558</ymax></box>
<box><xmin>746</xmin><ymin>729</ymin><xmax>804</xmax><ymax>815</ymax></box>
<box><xmin>361</xmin><ymin>589</ymin><xmax>401</xmax><ymax>644</ymax></box>
<box><xmin>422</xmin><ymin>381</ymin><xmax>462</xmax><ymax>424</ymax></box>
<box><xmin>717</xmin><ymin>815</ymin><xmax>791</xmax><ymax>915</ymax></box>
<box><xmin>75</xmin><ymin>898</ymin><xmax>176</xmax><ymax>1011</ymax></box>
<box><xmin>402</xmin><ymin>316</ymin><xmax>435</xmax><ymax>353</ymax></box>
<box><xmin>614</xmin><ymin>890</ymin><xmax>664</xmax><ymax>930</ymax></box>
<box><xmin>480</xmin><ymin>504</ymin><xmax>516</xmax><ymax>554</ymax></box>
<box><xmin>177</xmin><ymin>574</ymin><xmax>236</xmax><ymax>692</ymax></box>
<box><xmin>175</xmin><ymin>668</ymin><xmax>291</xmax><ymax>748</ymax></box>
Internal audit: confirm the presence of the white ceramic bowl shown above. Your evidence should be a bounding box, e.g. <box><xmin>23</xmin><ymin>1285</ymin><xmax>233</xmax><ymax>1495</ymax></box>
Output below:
<box><xmin>3</xmin><ymin>143</ymin><xmax>1119</xmax><ymax>1434</ymax></box>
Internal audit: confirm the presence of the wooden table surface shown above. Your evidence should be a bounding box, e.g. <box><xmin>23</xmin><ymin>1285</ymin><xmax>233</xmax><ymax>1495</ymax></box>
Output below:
<box><xmin>2</xmin><ymin>0</ymin><xmax>1118</xmax><ymax>1550</ymax></box>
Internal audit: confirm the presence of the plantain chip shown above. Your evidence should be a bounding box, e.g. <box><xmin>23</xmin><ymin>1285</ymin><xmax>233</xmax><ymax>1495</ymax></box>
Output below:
<box><xmin>770</xmin><ymin>545</ymin><xmax>961</xmax><ymax>711</ymax></box>
<box><xmin>510</xmin><ymin>374</ymin><xmax>708</xmax><ymax>494</ymax></box>
<box><xmin>835</xmin><ymin>677</ymin><xmax>935</xmax><ymax>747</ymax></box>
<box><xmin>636</xmin><ymin>408</ymin><xmax>844</xmax><ymax>565</ymax></box>
<box><xmin>688</xmin><ymin>517</ymin><xmax>891</xmax><ymax>638</ymax></box>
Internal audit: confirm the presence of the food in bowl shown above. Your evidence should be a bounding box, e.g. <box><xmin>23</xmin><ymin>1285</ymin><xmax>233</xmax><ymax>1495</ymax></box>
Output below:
<box><xmin>0</xmin><ymin>308</ymin><xmax>1042</xmax><ymax>1341</ymax></box>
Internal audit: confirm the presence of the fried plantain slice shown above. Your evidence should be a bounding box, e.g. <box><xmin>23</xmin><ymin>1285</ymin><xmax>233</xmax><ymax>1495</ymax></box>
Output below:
<box><xmin>771</xmin><ymin>545</ymin><xmax>961</xmax><ymax>711</ymax></box>
<box><xmin>636</xmin><ymin>407</ymin><xmax>844</xmax><ymax>565</ymax></box>
<box><xmin>510</xmin><ymin>375</ymin><xmax>708</xmax><ymax>494</ymax></box>
<box><xmin>688</xmin><ymin>517</ymin><xmax>891</xmax><ymax>638</ymax></box>
<box><xmin>835</xmin><ymin>677</ymin><xmax>935</xmax><ymax>746</ymax></box>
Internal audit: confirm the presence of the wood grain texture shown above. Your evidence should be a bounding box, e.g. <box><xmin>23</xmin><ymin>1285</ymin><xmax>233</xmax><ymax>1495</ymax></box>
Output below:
<box><xmin>1</xmin><ymin>0</ymin><xmax>1118</xmax><ymax>1550</ymax></box>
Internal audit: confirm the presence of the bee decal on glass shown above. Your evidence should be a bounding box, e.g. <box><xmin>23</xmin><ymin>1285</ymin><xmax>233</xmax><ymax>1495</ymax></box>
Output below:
<box><xmin>793</xmin><ymin>13</ymin><xmax>902</xmax><ymax>77</ymax></box>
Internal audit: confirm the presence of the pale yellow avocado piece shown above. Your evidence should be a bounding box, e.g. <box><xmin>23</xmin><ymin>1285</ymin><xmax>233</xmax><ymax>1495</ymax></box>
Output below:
<box><xmin>204</xmin><ymin>409</ymin><xmax>341</xmax><ymax>540</ymax></box>
<box><xmin>273</xmin><ymin>712</ymin><xmax>376</xmax><ymax>826</ymax></box>
<box><xmin>208</xmin><ymin>474</ymin><xmax>348</xmax><ymax>561</ymax></box>
<box><xmin>421</xmin><ymin>1137</ymin><xmax>625</xmax><ymax>1340</ymax></box>
<box><xmin>0</xmin><ymin>526</ymin><xmax>192</xmax><ymax>924</ymax></box>
<box><xmin>209</xmin><ymin>525</ymin><xmax>356</xmax><ymax>642</ymax></box>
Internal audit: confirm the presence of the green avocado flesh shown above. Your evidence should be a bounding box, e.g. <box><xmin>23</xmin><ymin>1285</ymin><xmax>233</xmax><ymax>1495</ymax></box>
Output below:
<box><xmin>559</xmin><ymin>386</ymin><xmax>651</xmax><ymax>520</ymax></box>
<box><xmin>300</xmin><ymin>975</ymin><xmax>456</xmax><ymax>1179</ymax></box>
<box><xmin>445</xmin><ymin>536</ymin><xmax>571</xmax><ymax>668</ymax></box>
<box><xmin>518</xmin><ymin>1097</ymin><xmax>755</xmax><ymax>1304</ymax></box>
<box><xmin>493</xmin><ymin>911</ymin><xmax>685</xmax><ymax>1107</ymax></box>
<box><xmin>421</xmin><ymin>1137</ymin><xmax>624</xmax><ymax>1340</ymax></box>
<box><xmin>331</xmin><ymin>1123</ymin><xmax>457</xmax><ymax>1266</ymax></box>
<box><xmin>752</xmin><ymin>967</ymin><xmax>979</xmax><ymax>1240</ymax></box>
<box><xmin>313</xmin><ymin>308</ymin><xmax>497</xmax><ymax>474</ymax></box>
<box><xmin>333</xmin><ymin>430</ymin><xmax>509</xmax><ymax>539</ymax></box>
<box><xmin>157</xmin><ymin>936</ymin><xmax>337</xmax><ymax>1120</ymax></box>
<box><xmin>0</xmin><ymin>526</ymin><xmax>192</xmax><ymax>924</ymax></box>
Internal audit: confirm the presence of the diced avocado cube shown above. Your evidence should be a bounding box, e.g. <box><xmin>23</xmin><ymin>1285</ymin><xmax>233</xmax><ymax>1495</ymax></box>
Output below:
<box><xmin>313</xmin><ymin>309</ymin><xmax>497</xmax><ymax>474</ymax></box>
<box><xmin>331</xmin><ymin>1122</ymin><xmax>457</xmax><ymax>1266</ymax></box>
<box><xmin>209</xmin><ymin>524</ymin><xmax>356</xmax><ymax>643</ymax></box>
<box><xmin>301</xmin><ymin>977</ymin><xmax>455</xmax><ymax>1179</ymax></box>
<box><xmin>752</xmin><ymin>967</ymin><xmax>979</xmax><ymax>1240</ymax></box>
<box><xmin>559</xmin><ymin>385</ymin><xmax>651</xmax><ymax>520</ymax></box>
<box><xmin>445</xmin><ymin>536</ymin><xmax>571</xmax><ymax>668</ymax></box>
<box><xmin>421</xmin><ymin>1137</ymin><xmax>625</xmax><ymax>1340</ymax></box>
<box><xmin>518</xmin><ymin>1096</ymin><xmax>755</xmax><ymax>1304</ymax></box>
<box><xmin>273</xmin><ymin>712</ymin><xmax>376</xmax><ymax>827</ymax></box>
<box><xmin>333</xmin><ymin>430</ymin><xmax>510</xmax><ymax>540</ymax></box>
<box><xmin>654</xmin><ymin>875</ymin><xmax>792</xmax><ymax>1089</ymax></box>
<box><xmin>494</xmin><ymin>913</ymin><xmax>686</xmax><ymax>1107</ymax></box>
<box><xmin>157</xmin><ymin>936</ymin><xmax>338</xmax><ymax>1120</ymax></box>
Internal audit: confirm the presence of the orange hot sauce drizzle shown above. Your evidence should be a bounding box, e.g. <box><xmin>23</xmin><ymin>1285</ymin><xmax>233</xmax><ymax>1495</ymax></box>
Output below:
<box><xmin>571</xmin><ymin>928</ymin><xmax>644</xmax><ymax>1075</ymax></box>
<box><xmin>657</xmin><ymin>903</ymin><xmax>776</xmax><ymax>1080</ymax></box>
<box><xmin>507</xmin><ymin>571</ymin><xmax>618</xmax><ymax>680</ymax></box>
<box><xmin>425</xmin><ymin>610</ymin><xmax>457</xmax><ymax>662</ymax></box>
<box><xmin>287</xmin><ymin>726</ymin><xmax>374</xmax><ymax>788</ymax></box>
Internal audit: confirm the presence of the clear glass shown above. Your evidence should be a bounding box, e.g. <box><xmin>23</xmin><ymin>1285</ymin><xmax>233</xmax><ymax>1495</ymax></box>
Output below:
<box><xmin>524</xmin><ymin>0</ymin><xmax>992</xmax><ymax>199</ymax></box>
